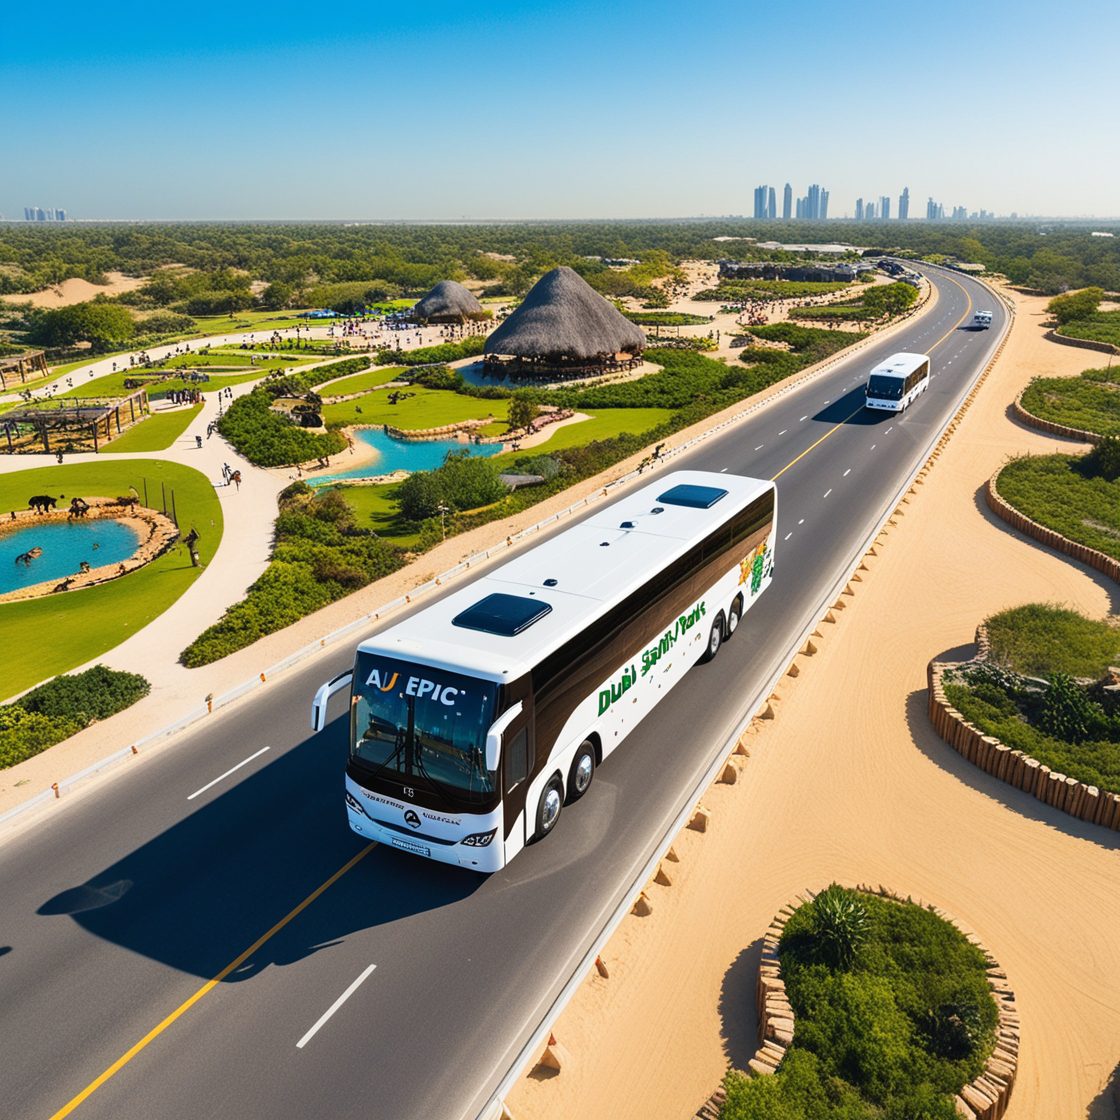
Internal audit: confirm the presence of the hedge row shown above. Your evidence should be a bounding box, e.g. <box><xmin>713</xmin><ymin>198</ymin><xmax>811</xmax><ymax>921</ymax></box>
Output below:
<box><xmin>374</xmin><ymin>334</ymin><xmax>486</xmax><ymax>367</ymax></box>
<box><xmin>0</xmin><ymin>667</ymin><xmax>151</xmax><ymax>769</ymax></box>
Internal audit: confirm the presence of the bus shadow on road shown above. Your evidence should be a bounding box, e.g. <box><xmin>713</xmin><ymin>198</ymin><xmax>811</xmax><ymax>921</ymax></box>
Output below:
<box><xmin>811</xmin><ymin>385</ymin><xmax>892</xmax><ymax>427</ymax></box>
<box><xmin>35</xmin><ymin>713</ymin><xmax>483</xmax><ymax>982</ymax></box>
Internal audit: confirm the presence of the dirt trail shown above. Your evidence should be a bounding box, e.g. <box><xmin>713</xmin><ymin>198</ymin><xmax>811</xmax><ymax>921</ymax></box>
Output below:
<box><xmin>505</xmin><ymin>288</ymin><xmax>1120</xmax><ymax>1120</ymax></box>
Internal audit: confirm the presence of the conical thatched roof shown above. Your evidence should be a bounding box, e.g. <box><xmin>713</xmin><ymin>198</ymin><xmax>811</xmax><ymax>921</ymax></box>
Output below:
<box><xmin>485</xmin><ymin>267</ymin><xmax>646</xmax><ymax>361</ymax></box>
<box><xmin>412</xmin><ymin>280</ymin><xmax>485</xmax><ymax>323</ymax></box>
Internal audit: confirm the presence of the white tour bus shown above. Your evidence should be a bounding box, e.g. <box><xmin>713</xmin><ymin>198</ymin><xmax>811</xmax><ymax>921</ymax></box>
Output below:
<box><xmin>311</xmin><ymin>470</ymin><xmax>777</xmax><ymax>872</ymax></box>
<box><xmin>864</xmin><ymin>351</ymin><xmax>932</xmax><ymax>413</ymax></box>
<box><xmin>972</xmin><ymin>310</ymin><xmax>993</xmax><ymax>330</ymax></box>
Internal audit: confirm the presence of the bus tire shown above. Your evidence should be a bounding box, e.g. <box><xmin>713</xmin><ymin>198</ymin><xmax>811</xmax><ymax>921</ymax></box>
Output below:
<box><xmin>725</xmin><ymin>596</ymin><xmax>743</xmax><ymax>640</ymax></box>
<box><xmin>698</xmin><ymin>611</ymin><xmax>725</xmax><ymax>664</ymax></box>
<box><xmin>566</xmin><ymin>741</ymin><xmax>596</xmax><ymax>803</ymax></box>
<box><xmin>535</xmin><ymin>775</ymin><xmax>565</xmax><ymax>840</ymax></box>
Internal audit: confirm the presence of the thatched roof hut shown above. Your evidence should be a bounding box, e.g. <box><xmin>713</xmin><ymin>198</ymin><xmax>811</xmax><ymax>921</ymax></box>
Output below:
<box><xmin>412</xmin><ymin>280</ymin><xmax>486</xmax><ymax>323</ymax></box>
<box><xmin>484</xmin><ymin>267</ymin><xmax>645</xmax><ymax>374</ymax></box>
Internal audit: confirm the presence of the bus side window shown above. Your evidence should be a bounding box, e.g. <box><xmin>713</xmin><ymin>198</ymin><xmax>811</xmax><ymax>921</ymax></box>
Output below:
<box><xmin>505</xmin><ymin>728</ymin><xmax>529</xmax><ymax>792</ymax></box>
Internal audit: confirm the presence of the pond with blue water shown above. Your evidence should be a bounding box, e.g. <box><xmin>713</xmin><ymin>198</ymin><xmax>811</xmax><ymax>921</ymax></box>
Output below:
<box><xmin>0</xmin><ymin>519</ymin><xmax>141</xmax><ymax>595</ymax></box>
<box><xmin>309</xmin><ymin>427</ymin><xmax>502</xmax><ymax>487</ymax></box>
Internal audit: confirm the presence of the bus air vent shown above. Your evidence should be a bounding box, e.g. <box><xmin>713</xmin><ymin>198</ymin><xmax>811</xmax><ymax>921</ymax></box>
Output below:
<box><xmin>656</xmin><ymin>484</ymin><xmax>728</xmax><ymax>509</ymax></box>
<box><xmin>620</xmin><ymin>520</ymin><xmax>636</xmax><ymax>529</ymax></box>
<box><xmin>452</xmin><ymin>593</ymin><xmax>553</xmax><ymax>637</ymax></box>
<box><xmin>543</xmin><ymin>578</ymin><xmax>558</xmax><ymax>586</ymax></box>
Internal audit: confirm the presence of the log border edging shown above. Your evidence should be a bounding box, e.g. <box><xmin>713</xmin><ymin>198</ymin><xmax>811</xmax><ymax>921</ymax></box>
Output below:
<box><xmin>928</xmin><ymin>647</ymin><xmax>1120</xmax><ymax>831</ymax></box>
<box><xmin>1045</xmin><ymin>327</ymin><xmax>1120</xmax><ymax>356</ymax></box>
<box><xmin>985</xmin><ymin>463</ymin><xmax>1120</xmax><ymax>585</ymax></box>
<box><xmin>695</xmin><ymin>886</ymin><xmax>1020</xmax><ymax>1120</ymax></box>
<box><xmin>1012</xmin><ymin>395</ymin><xmax>1100</xmax><ymax>445</ymax></box>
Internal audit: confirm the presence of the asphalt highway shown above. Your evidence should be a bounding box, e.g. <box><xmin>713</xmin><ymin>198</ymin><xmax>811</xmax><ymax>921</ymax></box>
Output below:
<box><xmin>0</xmin><ymin>267</ymin><xmax>1007</xmax><ymax>1120</ymax></box>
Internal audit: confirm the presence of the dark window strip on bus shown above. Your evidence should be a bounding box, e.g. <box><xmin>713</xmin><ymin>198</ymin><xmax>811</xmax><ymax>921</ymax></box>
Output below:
<box><xmin>531</xmin><ymin>492</ymin><xmax>774</xmax><ymax>748</ymax></box>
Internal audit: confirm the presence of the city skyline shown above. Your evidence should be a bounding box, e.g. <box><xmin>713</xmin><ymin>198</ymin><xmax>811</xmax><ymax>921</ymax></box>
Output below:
<box><xmin>3</xmin><ymin>0</ymin><xmax>1118</xmax><ymax>220</ymax></box>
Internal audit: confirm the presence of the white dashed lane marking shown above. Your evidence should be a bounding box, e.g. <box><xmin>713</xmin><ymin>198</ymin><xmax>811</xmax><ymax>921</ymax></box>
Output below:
<box><xmin>823</xmin><ymin>489</ymin><xmax>832</xmax><ymax>498</ymax></box>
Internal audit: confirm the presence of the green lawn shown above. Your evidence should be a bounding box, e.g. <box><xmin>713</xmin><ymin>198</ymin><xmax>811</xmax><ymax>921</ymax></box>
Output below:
<box><xmin>505</xmin><ymin>408</ymin><xmax>672</xmax><ymax>455</ymax></box>
<box><xmin>329</xmin><ymin>482</ymin><xmax>423</xmax><ymax>547</ymax></box>
<box><xmin>322</xmin><ymin>387</ymin><xmax>510</xmax><ymax>431</ymax></box>
<box><xmin>1020</xmin><ymin>369</ymin><xmax>1120</xmax><ymax>436</ymax></box>
<box><xmin>1057</xmin><ymin>311</ymin><xmax>1120</xmax><ymax>350</ymax></box>
<box><xmin>996</xmin><ymin>454</ymin><xmax>1120</xmax><ymax>562</ymax></box>
<box><xmin>103</xmin><ymin>405</ymin><xmax>203</xmax><ymax>453</ymax></box>
<box><xmin>0</xmin><ymin>460</ymin><xmax>223</xmax><ymax>697</ymax></box>
<box><xmin>315</xmin><ymin>366</ymin><xmax>407</xmax><ymax>396</ymax></box>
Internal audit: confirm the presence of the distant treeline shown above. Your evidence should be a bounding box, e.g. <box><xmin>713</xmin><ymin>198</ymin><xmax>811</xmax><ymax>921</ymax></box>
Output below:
<box><xmin>0</xmin><ymin>219</ymin><xmax>1118</xmax><ymax>299</ymax></box>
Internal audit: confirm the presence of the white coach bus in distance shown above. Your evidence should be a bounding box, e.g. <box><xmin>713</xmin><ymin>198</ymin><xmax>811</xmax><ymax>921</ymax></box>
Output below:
<box><xmin>972</xmin><ymin>310</ymin><xmax>993</xmax><ymax>329</ymax></box>
<box><xmin>311</xmin><ymin>470</ymin><xmax>776</xmax><ymax>872</ymax></box>
<box><xmin>864</xmin><ymin>351</ymin><xmax>932</xmax><ymax>413</ymax></box>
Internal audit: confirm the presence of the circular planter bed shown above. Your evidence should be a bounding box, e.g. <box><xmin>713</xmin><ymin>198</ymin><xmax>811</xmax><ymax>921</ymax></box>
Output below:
<box><xmin>708</xmin><ymin>885</ymin><xmax>1018</xmax><ymax>1120</ymax></box>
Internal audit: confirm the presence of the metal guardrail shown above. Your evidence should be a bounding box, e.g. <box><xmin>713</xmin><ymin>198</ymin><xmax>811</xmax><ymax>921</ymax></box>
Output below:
<box><xmin>0</xmin><ymin>278</ymin><xmax>936</xmax><ymax>831</ymax></box>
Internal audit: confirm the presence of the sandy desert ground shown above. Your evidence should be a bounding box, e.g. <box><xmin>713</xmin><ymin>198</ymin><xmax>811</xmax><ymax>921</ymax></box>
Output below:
<box><xmin>505</xmin><ymin>286</ymin><xmax>1120</xmax><ymax>1120</ymax></box>
<box><xmin>1</xmin><ymin>271</ymin><xmax>147</xmax><ymax>308</ymax></box>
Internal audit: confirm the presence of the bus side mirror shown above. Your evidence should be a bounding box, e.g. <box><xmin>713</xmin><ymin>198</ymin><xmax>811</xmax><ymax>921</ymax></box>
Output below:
<box><xmin>311</xmin><ymin>670</ymin><xmax>353</xmax><ymax>733</ymax></box>
<box><xmin>484</xmin><ymin>701</ymin><xmax>523</xmax><ymax>773</ymax></box>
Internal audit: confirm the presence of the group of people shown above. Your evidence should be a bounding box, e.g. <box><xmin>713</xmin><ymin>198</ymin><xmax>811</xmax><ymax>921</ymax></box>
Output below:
<box><xmin>220</xmin><ymin>462</ymin><xmax>242</xmax><ymax>490</ymax></box>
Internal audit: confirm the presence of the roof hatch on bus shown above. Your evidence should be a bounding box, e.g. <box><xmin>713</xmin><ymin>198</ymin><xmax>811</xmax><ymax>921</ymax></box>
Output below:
<box><xmin>656</xmin><ymin>484</ymin><xmax>728</xmax><ymax>509</ymax></box>
<box><xmin>452</xmin><ymin>593</ymin><xmax>553</xmax><ymax>637</ymax></box>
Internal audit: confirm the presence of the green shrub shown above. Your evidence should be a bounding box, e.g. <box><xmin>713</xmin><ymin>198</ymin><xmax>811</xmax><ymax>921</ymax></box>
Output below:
<box><xmin>1047</xmin><ymin>287</ymin><xmax>1104</xmax><ymax>325</ymax></box>
<box><xmin>807</xmin><ymin>884</ymin><xmax>870</xmax><ymax>969</ymax></box>
<box><xmin>375</xmin><ymin>334</ymin><xmax>486</xmax><ymax>366</ymax></box>
<box><xmin>397</xmin><ymin>450</ymin><xmax>507</xmax><ymax>520</ymax></box>
<box><xmin>1083</xmin><ymin>434</ymin><xmax>1120</xmax><ymax>480</ymax></box>
<box><xmin>1037</xmin><ymin>673</ymin><xmax>1102</xmax><ymax>743</ymax></box>
<box><xmin>0</xmin><ymin>666</ymin><xmax>151</xmax><ymax>769</ymax></box>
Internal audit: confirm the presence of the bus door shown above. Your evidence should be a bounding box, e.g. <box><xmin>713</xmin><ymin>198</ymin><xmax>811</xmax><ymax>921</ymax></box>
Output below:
<box><xmin>498</xmin><ymin>676</ymin><xmax>535</xmax><ymax>861</ymax></box>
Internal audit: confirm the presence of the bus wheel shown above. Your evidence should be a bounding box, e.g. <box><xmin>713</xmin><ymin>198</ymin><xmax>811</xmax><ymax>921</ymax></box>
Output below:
<box><xmin>535</xmin><ymin>776</ymin><xmax>565</xmax><ymax>840</ymax></box>
<box><xmin>567</xmin><ymin>741</ymin><xmax>596</xmax><ymax>803</ymax></box>
<box><xmin>725</xmin><ymin>597</ymin><xmax>743</xmax><ymax>640</ymax></box>
<box><xmin>698</xmin><ymin>611</ymin><xmax>725</xmax><ymax>664</ymax></box>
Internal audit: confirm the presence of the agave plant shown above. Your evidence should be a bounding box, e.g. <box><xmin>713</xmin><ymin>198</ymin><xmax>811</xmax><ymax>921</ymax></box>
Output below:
<box><xmin>809</xmin><ymin>884</ymin><xmax>869</xmax><ymax>970</ymax></box>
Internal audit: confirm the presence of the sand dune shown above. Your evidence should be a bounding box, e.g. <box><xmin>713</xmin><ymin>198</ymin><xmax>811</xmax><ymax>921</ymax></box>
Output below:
<box><xmin>1</xmin><ymin>271</ymin><xmax>145</xmax><ymax>309</ymax></box>
<box><xmin>506</xmin><ymin>287</ymin><xmax>1120</xmax><ymax>1120</ymax></box>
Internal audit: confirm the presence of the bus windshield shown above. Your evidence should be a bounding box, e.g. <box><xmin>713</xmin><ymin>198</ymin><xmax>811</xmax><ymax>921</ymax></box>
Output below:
<box><xmin>351</xmin><ymin>653</ymin><xmax>499</xmax><ymax>803</ymax></box>
<box><xmin>866</xmin><ymin>374</ymin><xmax>904</xmax><ymax>401</ymax></box>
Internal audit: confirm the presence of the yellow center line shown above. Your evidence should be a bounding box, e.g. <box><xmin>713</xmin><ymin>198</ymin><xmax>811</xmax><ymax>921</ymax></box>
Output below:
<box><xmin>49</xmin><ymin>842</ymin><xmax>377</xmax><ymax>1120</ymax></box>
<box><xmin>771</xmin><ymin>273</ymin><xmax>974</xmax><ymax>482</ymax></box>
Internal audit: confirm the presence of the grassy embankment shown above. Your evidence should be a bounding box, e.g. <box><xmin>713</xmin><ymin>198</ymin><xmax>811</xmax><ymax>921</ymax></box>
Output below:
<box><xmin>1019</xmin><ymin>366</ymin><xmax>1120</xmax><ymax>435</ymax></box>
<box><xmin>0</xmin><ymin>461</ymin><xmax>222</xmax><ymax>696</ymax></box>
<box><xmin>1056</xmin><ymin>309</ymin><xmax>1120</xmax><ymax>350</ymax></box>
<box><xmin>943</xmin><ymin>604</ymin><xmax>1120</xmax><ymax>795</ymax></box>
<box><xmin>102</xmin><ymin>405</ymin><xmax>204</xmax><ymax>453</ymax></box>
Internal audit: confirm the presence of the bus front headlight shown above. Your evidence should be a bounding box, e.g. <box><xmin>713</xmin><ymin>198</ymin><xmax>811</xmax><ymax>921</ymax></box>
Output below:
<box><xmin>461</xmin><ymin>829</ymin><xmax>497</xmax><ymax>847</ymax></box>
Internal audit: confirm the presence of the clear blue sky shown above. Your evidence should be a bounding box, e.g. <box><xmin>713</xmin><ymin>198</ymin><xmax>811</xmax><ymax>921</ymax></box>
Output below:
<box><xmin>4</xmin><ymin>0</ymin><xmax>1116</xmax><ymax>220</ymax></box>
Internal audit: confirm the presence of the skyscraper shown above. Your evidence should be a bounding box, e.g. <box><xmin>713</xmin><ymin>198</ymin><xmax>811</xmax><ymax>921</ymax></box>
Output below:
<box><xmin>23</xmin><ymin>207</ymin><xmax>33</xmax><ymax>221</ymax></box>
<box><xmin>898</xmin><ymin>187</ymin><xmax>910</xmax><ymax>221</ymax></box>
<box><xmin>855</xmin><ymin>197</ymin><xmax>864</xmax><ymax>222</ymax></box>
<box><xmin>879</xmin><ymin>195</ymin><xmax>890</xmax><ymax>221</ymax></box>
<box><xmin>753</xmin><ymin>185</ymin><xmax>769</xmax><ymax>220</ymax></box>
<box><xmin>767</xmin><ymin>186</ymin><xmax>777</xmax><ymax>220</ymax></box>
<box><xmin>803</xmin><ymin>184</ymin><xmax>828</xmax><ymax>220</ymax></box>
<box><xmin>782</xmin><ymin>182</ymin><xmax>792</xmax><ymax>220</ymax></box>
